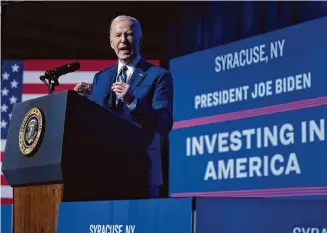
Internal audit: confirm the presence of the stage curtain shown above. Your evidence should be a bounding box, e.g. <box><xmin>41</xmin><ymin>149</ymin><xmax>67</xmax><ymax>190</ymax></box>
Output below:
<box><xmin>165</xmin><ymin>1</ymin><xmax>327</xmax><ymax>60</ymax></box>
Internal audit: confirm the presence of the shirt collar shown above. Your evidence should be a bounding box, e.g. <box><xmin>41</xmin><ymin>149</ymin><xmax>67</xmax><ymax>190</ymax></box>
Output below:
<box><xmin>117</xmin><ymin>54</ymin><xmax>141</xmax><ymax>73</ymax></box>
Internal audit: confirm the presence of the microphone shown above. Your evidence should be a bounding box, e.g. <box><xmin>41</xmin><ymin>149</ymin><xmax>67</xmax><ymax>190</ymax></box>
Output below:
<box><xmin>39</xmin><ymin>61</ymin><xmax>81</xmax><ymax>94</ymax></box>
<box><xmin>46</xmin><ymin>61</ymin><xmax>80</xmax><ymax>78</ymax></box>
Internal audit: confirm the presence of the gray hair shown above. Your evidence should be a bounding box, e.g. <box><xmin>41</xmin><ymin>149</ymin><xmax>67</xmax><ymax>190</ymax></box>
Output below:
<box><xmin>109</xmin><ymin>15</ymin><xmax>143</xmax><ymax>39</ymax></box>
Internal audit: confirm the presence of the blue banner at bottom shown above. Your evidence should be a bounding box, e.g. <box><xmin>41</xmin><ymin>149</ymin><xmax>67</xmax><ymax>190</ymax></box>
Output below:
<box><xmin>196</xmin><ymin>197</ymin><xmax>327</xmax><ymax>233</ymax></box>
<box><xmin>56</xmin><ymin>198</ymin><xmax>192</xmax><ymax>233</ymax></box>
<box><xmin>1</xmin><ymin>204</ymin><xmax>13</xmax><ymax>233</ymax></box>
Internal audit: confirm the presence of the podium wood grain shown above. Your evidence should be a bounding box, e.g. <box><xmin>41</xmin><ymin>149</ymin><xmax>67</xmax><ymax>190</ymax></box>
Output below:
<box><xmin>13</xmin><ymin>184</ymin><xmax>63</xmax><ymax>233</ymax></box>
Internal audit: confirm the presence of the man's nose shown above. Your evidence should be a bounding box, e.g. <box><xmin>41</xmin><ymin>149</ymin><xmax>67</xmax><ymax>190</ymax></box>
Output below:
<box><xmin>120</xmin><ymin>34</ymin><xmax>127</xmax><ymax>43</ymax></box>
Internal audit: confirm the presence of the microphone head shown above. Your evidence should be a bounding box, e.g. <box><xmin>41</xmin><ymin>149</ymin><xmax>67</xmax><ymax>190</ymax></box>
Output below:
<box><xmin>66</xmin><ymin>61</ymin><xmax>80</xmax><ymax>71</ymax></box>
<box><xmin>52</xmin><ymin>61</ymin><xmax>81</xmax><ymax>76</ymax></box>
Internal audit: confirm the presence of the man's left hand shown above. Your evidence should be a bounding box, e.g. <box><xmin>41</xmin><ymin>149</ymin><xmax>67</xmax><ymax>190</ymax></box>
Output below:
<box><xmin>112</xmin><ymin>82</ymin><xmax>135</xmax><ymax>105</ymax></box>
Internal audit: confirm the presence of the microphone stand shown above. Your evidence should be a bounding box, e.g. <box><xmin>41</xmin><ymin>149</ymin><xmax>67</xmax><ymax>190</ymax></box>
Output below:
<box><xmin>40</xmin><ymin>70</ymin><xmax>60</xmax><ymax>95</ymax></box>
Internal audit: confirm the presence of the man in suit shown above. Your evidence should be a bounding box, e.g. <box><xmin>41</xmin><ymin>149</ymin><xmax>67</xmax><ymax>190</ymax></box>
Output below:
<box><xmin>74</xmin><ymin>15</ymin><xmax>174</xmax><ymax>198</ymax></box>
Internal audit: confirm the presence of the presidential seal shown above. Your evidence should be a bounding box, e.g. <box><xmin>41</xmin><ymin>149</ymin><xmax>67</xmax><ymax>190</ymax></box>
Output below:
<box><xmin>19</xmin><ymin>107</ymin><xmax>45</xmax><ymax>156</ymax></box>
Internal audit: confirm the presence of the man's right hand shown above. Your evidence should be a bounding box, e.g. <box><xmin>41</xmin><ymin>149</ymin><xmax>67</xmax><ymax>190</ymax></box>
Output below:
<box><xmin>74</xmin><ymin>82</ymin><xmax>90</xmax><ymax>97</ymax></box>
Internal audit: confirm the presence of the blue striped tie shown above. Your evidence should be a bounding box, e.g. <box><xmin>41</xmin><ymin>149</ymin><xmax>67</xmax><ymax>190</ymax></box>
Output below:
<box><xmin>118</xmin><ymin>66</ymin><xmax>128</xmax><ymax>83</ymax></box>
<box><xmin>116</xmin><ymin>66</ymin><xmax>128</xmax><ymax>107</ymax></box>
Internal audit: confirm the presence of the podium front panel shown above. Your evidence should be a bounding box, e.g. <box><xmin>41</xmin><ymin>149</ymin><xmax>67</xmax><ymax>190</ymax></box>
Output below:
<box><xmin>56</xmin><ymin>198</ymin><xmax>193</xmax><ymax>233</ymax></box>
<box><xmin>2</xmin><ymin>92</ymin><xmax>68</xmax><ymax>185</ymax></box>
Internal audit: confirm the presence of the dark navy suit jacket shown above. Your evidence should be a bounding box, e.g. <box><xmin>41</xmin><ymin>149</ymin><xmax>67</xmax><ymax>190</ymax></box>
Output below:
<box><xmin>88</xmin><ymin>58</ymin><xmax>174</xmax><ymax>186</ymax></box>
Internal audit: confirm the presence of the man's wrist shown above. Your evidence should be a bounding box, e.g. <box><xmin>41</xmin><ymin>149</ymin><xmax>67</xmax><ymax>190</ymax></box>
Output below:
<box><xmin>126</xmin><ymin>96</ymin><xmax>135</xmax><ymax>105</ymax></box>
<box><xmin>126</xmin><ymin>97</ymin><xmax>137</xmax><ymax>110</ymax></box>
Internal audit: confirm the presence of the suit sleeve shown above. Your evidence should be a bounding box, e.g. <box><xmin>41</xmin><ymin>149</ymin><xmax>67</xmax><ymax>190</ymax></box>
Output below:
<box><xmin>131</xmin><ymin>71</ymin><xmax>174</xmax><ymax>136</ymax></box>
<box><xmin>87</xmin><ymin>73</ymin><xmax>98</xmax><ymax>102</ymax></box>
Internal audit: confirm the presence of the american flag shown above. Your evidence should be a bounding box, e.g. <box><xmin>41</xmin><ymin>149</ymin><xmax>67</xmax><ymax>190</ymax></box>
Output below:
<box><xmin>0</xmin><ymin>59</ymin><xmax>160</xmax><ymax>204</ymax></box>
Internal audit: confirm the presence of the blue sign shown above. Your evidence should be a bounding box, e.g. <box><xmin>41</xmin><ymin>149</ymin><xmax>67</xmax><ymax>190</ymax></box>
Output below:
<box><xmin>170</xmin><ymin>17</ymin><xmax>327</xmax><ymax>121</ymax></box>
<box><xmin>195</xmin><ymin>197</ymin><xmax>327</xmax><ymax>233</ymax></box>
<box><xmin>170</xmin><ymin>105</ymin><xmax>327</xmax><ymax>197</ymax></box>
<box><xmin>1</xmin><ymin>205</ymin><xmax>13</xmax><ymax>233</ymax></box>
<box><xmin>169</xmin><ymin>17</ymin><xmax>327</xmax><ymax>197</ymax></box>
<box><xmin>56</xmin><ymin>198</ymin><xmax>192</xmax><ymax>233</ymax></box>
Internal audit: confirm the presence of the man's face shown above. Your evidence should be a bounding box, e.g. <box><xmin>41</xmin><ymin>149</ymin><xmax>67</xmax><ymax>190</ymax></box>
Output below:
<box><xmin>110</xmin><ymin>19</ymin><xmax>141</xmax><ymax>63</ymax></box>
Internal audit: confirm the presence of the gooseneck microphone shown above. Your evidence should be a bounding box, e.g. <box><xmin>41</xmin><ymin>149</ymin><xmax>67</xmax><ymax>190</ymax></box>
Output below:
<box><xmin>40</xmin><ymin>61</ymin><xmax>80</xmax><ymax>82</ymax></box>
<box><xmin>48</xmin><ymin>61</ymin><xmax>80</xmax><ymax>77</ymax></box>
<box><xmin>39</xmin><ymin>61</ymin><xmax>80</xmax><ymax>95</ymax></box>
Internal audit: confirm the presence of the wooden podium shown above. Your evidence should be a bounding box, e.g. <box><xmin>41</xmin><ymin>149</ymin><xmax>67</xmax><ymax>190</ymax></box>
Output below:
<box><xmin>2</xmin><ymin>91</ymin><xmax>152</xmax><ymax>233</ymax></box>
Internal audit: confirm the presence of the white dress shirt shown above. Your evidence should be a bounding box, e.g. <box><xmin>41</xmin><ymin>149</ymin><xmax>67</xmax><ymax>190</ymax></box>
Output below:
<box><xmin>117</xmin><ymin>54</ymin><xmax>141</xmax><ymax>83</ymax></box>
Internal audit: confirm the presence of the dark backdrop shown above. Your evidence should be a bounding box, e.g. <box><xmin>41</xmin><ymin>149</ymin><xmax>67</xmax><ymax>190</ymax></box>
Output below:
<box><xmin>1</xmin><ymin>1</ymin><xmax>179</xmax><ymax>65</ymax></box>
<box><xmin>2</xmin><ymin>1</ymin><xmax>327</xmax><ymax>68</ymax></box>
<box><xmin>1</xmin><ymin>1</ymin><xmax>327</xmax><ymax>67</ymax></box>
<box><xmin>166</xmin><ymin>1</ymin><xmax>327</xmax><ymax>61</ymax></box>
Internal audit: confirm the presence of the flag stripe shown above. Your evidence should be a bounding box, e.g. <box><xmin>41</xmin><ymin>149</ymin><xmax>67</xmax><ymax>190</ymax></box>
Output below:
<box><xmin>24</xmin><ymin>60</ymin><xmax>118</xmax><ymax>71</ymax></box>
<box><xmin>1</xmin><ymin>199</ymin><xmax>13</xmax><ymax>204</ymax></box>
<box><xmin>23</xmin><ymin>72</ymin><xmax>95</xmax><ymax>84</ymax></box>
<box><xmin>1</xmin><ymin>174</ymin><xmax>9</xmax><ymax>185</ymax></box>
<box><xmin>1</xmin><ymin>186</ymin><xmax>13</xmax><ymax>198</ymax></box>
<box><xmin>23</xmin><ymin>84</ymin><xmax>79</xmax><ymax>94</ymax></box>
<box><xmin>22</xmin><ymin>94</ymin><xmax>45</xmax><ymax>102</ymax></box>
<box><xmin>1</xmin><ymin>141</ymin><xmax>6</xmax><ymax>154</ymax></box>
<box><xmin>24</xmin><ymin>59</ymin><xmax>160</xmax><ymax>71</ymax></box>
<box><xmin>1</xmin><ymin>145</ymin><xmax>12</xmax><ymax>201</ymax></box>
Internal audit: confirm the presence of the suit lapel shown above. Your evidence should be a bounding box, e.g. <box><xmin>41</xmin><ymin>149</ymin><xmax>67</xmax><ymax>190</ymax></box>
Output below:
<box><xmin>106</xmin><ymin>64</ymin><xmax>118</xmax><ymax>108</ymax></box>
<box><xmin>128</xmin><ymin>59</ymin><xmax>148</xmax><ymax>92</ymax></box>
